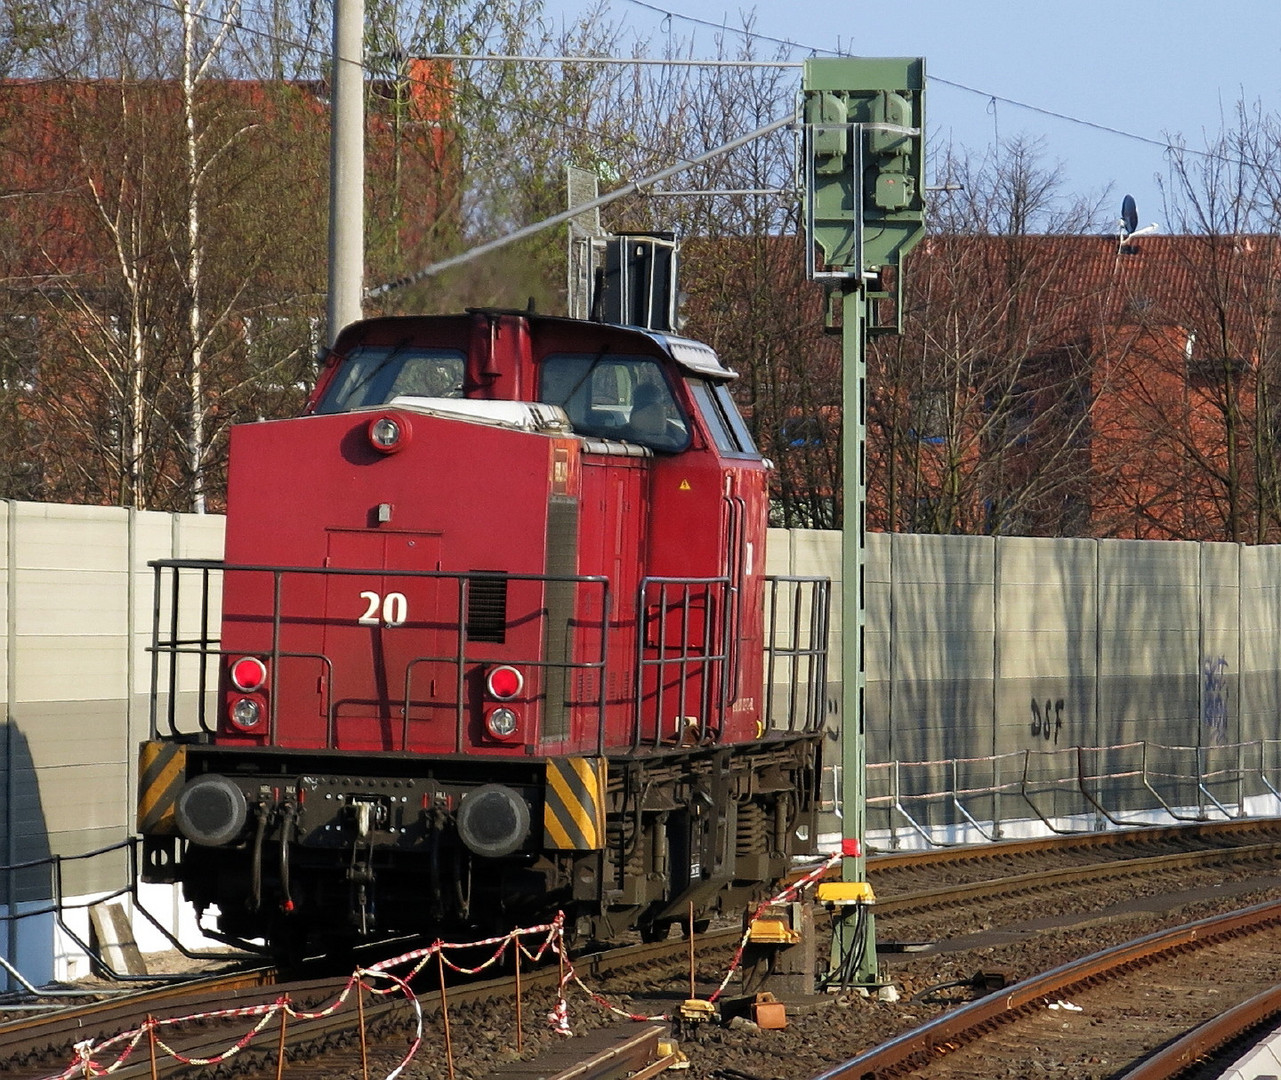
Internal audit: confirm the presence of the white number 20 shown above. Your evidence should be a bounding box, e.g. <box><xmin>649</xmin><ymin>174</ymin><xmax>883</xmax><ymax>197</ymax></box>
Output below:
<box><xmin>358</xmin><ymin>590</ymin><xmax>408</xmax><ymax>627</ymax></box>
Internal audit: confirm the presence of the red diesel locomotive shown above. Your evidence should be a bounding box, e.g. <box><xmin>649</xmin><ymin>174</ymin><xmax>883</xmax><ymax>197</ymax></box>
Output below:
<box><xmin>137</xmin><ymin>309</ymin><xmax>829</xmax><ymax>957</ymax></box>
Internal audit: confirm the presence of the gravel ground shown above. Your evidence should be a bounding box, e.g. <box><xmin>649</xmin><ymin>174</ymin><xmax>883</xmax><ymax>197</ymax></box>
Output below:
<box><xmin>667</xmin><ymin>872</ymin><xmax>1281</xmax><ymax>1079</ymax></box>
<box><xmin>43</xmin><ymin>852</ymin><xmax>1279</xmax><ymax>1080</ymax></box>
<box><xmin>379</xmin><ymin>863</ymin><xmax>1281</xmax><ymax>1080</ymax></box>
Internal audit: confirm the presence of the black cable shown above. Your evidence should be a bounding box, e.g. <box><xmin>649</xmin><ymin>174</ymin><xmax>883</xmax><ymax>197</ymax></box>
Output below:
<box><xmin>820</xmin><ymin>903</ymin><xmax>868</xmax><ymax>990</ymax></box>
<box><xmin>909</xmin><ymin>977</ymin><xmax>971</xmax><ymax>1004</ymax></box>
<box><xmin>247</xmin><ymin>801</ymin><xmax>268</xmax><ymax>913</ymax></box>
<box><xmin>277</xmin><ymin>801</ymin><xmax>296</xmax><ymax>911</ymax></box>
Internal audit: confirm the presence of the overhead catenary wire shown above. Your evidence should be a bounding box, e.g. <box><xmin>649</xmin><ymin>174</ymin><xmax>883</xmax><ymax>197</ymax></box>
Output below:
<box><xmin>618</xmin><ymin>0</ymin><xmax>1246</xmax><ymax>168</ymax></box>
<box><xmin>424</xmin><ymin>52</ymin><xmax>800</xmax><ymax>68</ymax></box>
<box><xmin>136</xmin><ymin>0</ymin><xmax>1250</xmax><ymax>176</ymax></box>
<box><xmin>112</xmin><ymin>0</ymin><xmax>1267</xmax><ymax>305</ymax></box>
<box><xmin>365</xmin><ymin>110</ymin><xmax>795</xmax><ymax>298</ymax></box>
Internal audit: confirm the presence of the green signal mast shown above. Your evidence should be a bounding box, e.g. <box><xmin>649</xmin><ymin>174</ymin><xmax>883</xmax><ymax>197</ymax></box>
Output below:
<box><xmin>802</xmin><ymin>57</ymin><xmax>926</xmax><ymax>988</ymax></box>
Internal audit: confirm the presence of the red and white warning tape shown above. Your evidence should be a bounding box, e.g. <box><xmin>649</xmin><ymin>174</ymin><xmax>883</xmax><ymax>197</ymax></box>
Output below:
<box><xmin>708</xmin><ymin>850</ymin><xmax>842</xmax><ymax>1002</ymax></box>
<box><xmin>42</xmin><ymin>854</ymin><xmax>844</xmax><ymax>1079</ymax></box>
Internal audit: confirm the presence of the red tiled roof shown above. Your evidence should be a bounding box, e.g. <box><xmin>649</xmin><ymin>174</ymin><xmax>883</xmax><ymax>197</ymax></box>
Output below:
<box><xmin>911</xmin><ymin>232</ymin><xmax>1281</xmax><ymax>355</ymax></box>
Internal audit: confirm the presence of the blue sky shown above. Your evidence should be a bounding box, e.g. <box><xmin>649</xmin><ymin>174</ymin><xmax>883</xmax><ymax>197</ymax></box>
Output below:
<box><xmin>541</xmin><ymin>0</ymin><xmax>1281</xmax><ymax>233</ymax></box>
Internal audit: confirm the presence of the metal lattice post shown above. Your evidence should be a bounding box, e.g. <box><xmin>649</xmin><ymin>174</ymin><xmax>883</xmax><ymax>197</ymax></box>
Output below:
<box><xmin>833</xmin><ymin>283</ymin><xmax>877</xmax><ymax>982</ymax></box>
<box><xmin>802</xmin><ymin>56</ymin><xmax>925</xmax><ymax>989</ymax></box>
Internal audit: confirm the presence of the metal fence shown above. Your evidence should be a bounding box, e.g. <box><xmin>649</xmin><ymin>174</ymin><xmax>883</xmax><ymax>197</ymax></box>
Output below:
<box><xmin>820</xmin><ymin>739</ymin><xmax>1281</xmax><ymax>849</ymax></box>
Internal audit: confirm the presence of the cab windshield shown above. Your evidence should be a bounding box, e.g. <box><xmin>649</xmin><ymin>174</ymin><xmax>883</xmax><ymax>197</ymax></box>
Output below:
<box><xmin>539</xmin><ymin>353</ymin><xmax>690</xmax><ymax>452</ymax></box>
<box><xmin>314</xmin><ymin>346</ymin><xmax>466</xmax><ymax>414</ymax></box>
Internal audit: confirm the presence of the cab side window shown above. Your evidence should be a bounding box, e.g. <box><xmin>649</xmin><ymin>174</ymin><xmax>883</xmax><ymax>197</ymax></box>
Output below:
<box><xmin>688</xmin><ymin>379</ymin><xmax>758</xmax><ymax>455</ymax></box>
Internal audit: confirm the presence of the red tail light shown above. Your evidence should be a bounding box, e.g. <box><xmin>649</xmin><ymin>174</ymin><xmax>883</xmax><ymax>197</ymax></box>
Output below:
<box><xmin>486</xmin><ymin>665</ymin><xmax>523</xmax><ymax>700</ymax></box>
<box><xmin>229</xmin><ymin>656</ymin><xmax>267</xmax><ymax>692</ymax></box>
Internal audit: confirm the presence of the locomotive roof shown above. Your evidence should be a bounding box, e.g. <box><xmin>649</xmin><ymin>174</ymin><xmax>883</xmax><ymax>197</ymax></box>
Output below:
<box><xmin>632</xmin><ymin>330</ymin><xmax>737</xmax><ymax>381</ymax></box>
<box><xmin>339</xmin><ymin>312</ymin><xmax>738</xmax><ymax>382</ymax></box>
<box><xmin>474</xmin><ymin>309</ymin><xmax>739</xmax><ymax>381</ymax></box>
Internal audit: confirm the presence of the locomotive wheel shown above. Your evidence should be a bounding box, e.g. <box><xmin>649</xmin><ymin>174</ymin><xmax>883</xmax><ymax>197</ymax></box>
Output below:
<box><xmin>640</xmin><ymin>920</ymin><xmax>673</xmax><ymax>943</ymax></box>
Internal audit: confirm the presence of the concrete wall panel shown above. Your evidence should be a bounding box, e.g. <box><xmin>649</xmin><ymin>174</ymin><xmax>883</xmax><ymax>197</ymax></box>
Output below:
<box><xmin>12</xmin><ymin>701</ymin><xmax>127</xmax><ymax>766</ymax></box>
<box><xmin>16</xmin><ymin>643</ymin><xmax>129</xmax><ymax>702</ymax></box>
<box><xmin>13</xmin><ymin>504</ymin><xmax>131</xmax><ymax>572</ymax></box>
<box><xmin>2</xmin><ymin>500</ymin><xmax>223</xmax><ymax>942</ymax></box>
<box><xmin>16</xmin><ymin>573</ymin><xmax>129</xmax><ymax>636</ymax></box>
<box><xmin>1236</xmin><ymin>544</ymin><xmax>1281</xmax><ymax>746</ymax></box>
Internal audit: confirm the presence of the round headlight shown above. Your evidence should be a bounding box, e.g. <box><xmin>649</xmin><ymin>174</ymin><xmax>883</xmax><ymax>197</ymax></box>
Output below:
<box><xmin>229</xmin><ymin>697</ymin><xmax>262</xmax><ymax>730</ymax></box>
<box><xmin>486</xmin><ymin>665</ymin><xmax>523</xmax><ymax>700</ymax></box>
<box><xmin>175</xmin><ymin>775</ymin><xmax>249</xmax><ymax>847</ymax></box>
<box><xmin>229</xmin><ymin>656</ymin><xmax>267</xmax><ymax>693</ymax></box>
<box><xmin>486</xmin><ymin>707</ymin><xmax>519</xmax><ymax>739</ymax></box>
<box><xmin>456</xmin><ymin>784</ymin><xmax>530</xmax><ymax>857</ymax></box>
<box><xmin>368</xmin><ymin>414</ymin><xmax>410</xmax><ymax>453</ymax></box>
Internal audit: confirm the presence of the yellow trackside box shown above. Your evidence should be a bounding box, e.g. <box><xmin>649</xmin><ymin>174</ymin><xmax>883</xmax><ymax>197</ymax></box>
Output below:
<box><xmin>816</xmin><ymin>881</ymin><xmax>876</xmax><ymax>906</ymax></box>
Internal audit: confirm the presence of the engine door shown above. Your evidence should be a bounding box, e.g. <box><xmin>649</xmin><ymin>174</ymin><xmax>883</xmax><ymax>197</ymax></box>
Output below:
<box><xmin>575</xmin><ymin>458</ymin><xmax>647</xmax><ymax>752</ymax></box>
<box><xmin>320</xmin><ymin>529</ymin><xmax>447</xmax><ymax>751</ymax></box>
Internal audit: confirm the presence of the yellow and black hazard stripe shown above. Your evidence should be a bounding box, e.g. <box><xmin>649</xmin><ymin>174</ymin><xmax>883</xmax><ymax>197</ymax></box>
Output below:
<box><xmin>543</xmin><ymin>757</ymin><xmax>606</xmax><ymax>851</ymax></box>
<box><xmin>137</xmin><ymin>741</ymin><xmax>187</xmax><ymax>835</ymax></box>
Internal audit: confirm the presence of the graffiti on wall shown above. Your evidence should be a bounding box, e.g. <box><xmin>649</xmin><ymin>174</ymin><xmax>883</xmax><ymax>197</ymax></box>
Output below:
<box><xmin>1030</xmin><ymin>698</ymin><xmax>1064</xmax><ymax>743</ymax></box>
<box><xmin>1202</xmin><ymin>655</ymin><xmax>1229</xmax><ymax>745</ymax></box>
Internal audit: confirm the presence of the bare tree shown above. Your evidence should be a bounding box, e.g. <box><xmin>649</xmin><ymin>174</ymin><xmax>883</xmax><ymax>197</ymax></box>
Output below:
<box><xmin>0</xmin><ymin>0</ymin><xmax>478</xmax><ymax>509</ymax></box>
<box><xmin>0</xmin><ymin>1</ymin><xmax>331</xmax><ymax>508</ymax></box>
<box><xmin>177</xmin><ymin>0</ymin><xmax>241</xmax><ymax>512</ymax></box>
<box><xmin>1122</xmin><ymin>101</ymin><xmax>1281</xmax><ymax>543</ymax></box>
<box><xmin>868</xmin><ymin>139</ymin><xmax>1110</xmax><ymax>535</ymax></box>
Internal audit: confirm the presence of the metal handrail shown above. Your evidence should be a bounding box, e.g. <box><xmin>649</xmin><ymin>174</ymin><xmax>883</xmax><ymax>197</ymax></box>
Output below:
<box><xmin>632</xmin><ymin>575</ymin><xmax>730</xmax><ymax>748</ymax></box>
<box><xmin>0</xmin><ymin>838</ymin><xmax>245</xmax><ymax>990</ymax></box>
<box><xmin>150</xmin><ymin>558</ymin><xmax>611</xmax><ymax>751</ymax></box>
<box><xmin>862</xmin><ymin>739</ymin><xmax>1281</xmax><ymax>848</ymax></box>
<box><xmin>949</xmin><ymin>757</ymin><xmax>1002</xmax><ymax>842</ymax></box>
<box><xmin>1074</xmin><ymin>744</ymin><xmax>1149</xmax><ymax>828</ymax></box>
<box><xmin>764</xmin><ymin>575</ymin><xmax>830</xmax><ymax>735</ymax></box>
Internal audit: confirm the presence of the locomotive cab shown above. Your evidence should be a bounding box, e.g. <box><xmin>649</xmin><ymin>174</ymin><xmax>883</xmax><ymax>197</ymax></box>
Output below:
<box><xmin>138</xmin><ymin>310</ymin><xmax>829</xmax><ymax>957</ymax></box>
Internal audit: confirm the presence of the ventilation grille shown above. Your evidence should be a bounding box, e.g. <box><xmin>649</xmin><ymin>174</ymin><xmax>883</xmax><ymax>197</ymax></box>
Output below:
<box><xmin>467</xmin><ymin>574</ymin><xmax>508</xmax><ymax>643</ymax></box>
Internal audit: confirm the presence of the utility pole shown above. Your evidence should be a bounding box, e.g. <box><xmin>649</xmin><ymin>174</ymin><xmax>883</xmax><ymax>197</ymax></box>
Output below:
<box><xmin>327</xmin><ymin>0</ymin><xmax>365</xmax><ymax>346</ymax></box>
<box><xmin>801</xmin><ymin>57</ymin><xmax>926</xmax><ymax>988</ymax></box>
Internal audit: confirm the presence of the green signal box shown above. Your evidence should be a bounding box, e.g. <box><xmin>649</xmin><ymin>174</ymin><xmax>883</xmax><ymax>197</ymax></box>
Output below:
<box><xmin>802</xmin><ymin>58</ymin><xmax>926</xmax><ymax>277</ymax></box>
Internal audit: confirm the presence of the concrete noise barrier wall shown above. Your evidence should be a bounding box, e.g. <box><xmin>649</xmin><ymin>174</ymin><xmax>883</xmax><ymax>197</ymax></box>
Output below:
<box><xmin>0</xmin><ymin>502</ymin><xmax>223</xmax><ymax>983</ymax></box>
<box><xmin>3</xmin><ymin>508</ymin><xmax>1279</xmax><ymax>980</ymax></box>
<box><xmin>767</xmin><ymin>530</ymin><xmax>1281</xmax><ymax>835</ymax></box>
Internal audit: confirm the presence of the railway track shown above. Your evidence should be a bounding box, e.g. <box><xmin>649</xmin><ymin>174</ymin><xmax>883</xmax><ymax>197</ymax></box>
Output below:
<box><xmin>9</xmin><ymin>819</ymin><xmax>1281</xmax><ymax>1080</ymax></box>
<box><xmin>819</xmin><ymin>898</ymin><xmax>1281</xmax><ymax>1079</ymax></box>
<box><xmin>0</xmin><ymin>968</ymin><xmax>276</xmax><ymax>1075</ymax></box>
<box><xmin>0</xmin><ymin>922</ymin><xmax>734</xmax><ymax>1080</ymax></box>
<box><xmin>694</xmin><ymin>821</ymin><xmax>1281</xmax><ymax>1079</ymax></box>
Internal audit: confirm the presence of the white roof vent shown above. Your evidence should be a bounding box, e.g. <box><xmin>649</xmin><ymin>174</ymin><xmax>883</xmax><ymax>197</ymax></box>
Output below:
<box><xmin>384</xmin><ymin>396</ymin><xmax>572</xmax><ymax>434</ymax></box>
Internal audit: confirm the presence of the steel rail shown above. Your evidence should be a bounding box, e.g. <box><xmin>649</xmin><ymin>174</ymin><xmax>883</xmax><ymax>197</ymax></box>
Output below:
<box><xmin>0</xmin><ymin>967</ymin><xmax>277</xmax><ymax>1067</ymax></box>
<box><xmin>813</xmin><ymin>898</ymin><xmax>1281</xmax><ymax>1079</ymax></box>
<box><xmin>866</xmin><ymin>816</ymin><xmax>1281</xmax><ymax>871</ymax></box>
<box><xmin>2</xmin><ymin>929</ymin><xmax>738</xmax><ymax>1080</ymax></box>
<box><xmin>873</xmin><ymin>839</ymin><xmax>1281</xmax><ymax>915</ymax></box>
<box><xmin>1118</xmin><ymin>981</ymin><xmax>1281</xmax><ymax>1079</ymax></box>
<box><xmin>14</xmin><ymin>825</ymin><xmax>1281</xmax><ymax>1078</ymax></box>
